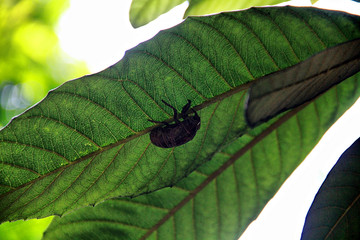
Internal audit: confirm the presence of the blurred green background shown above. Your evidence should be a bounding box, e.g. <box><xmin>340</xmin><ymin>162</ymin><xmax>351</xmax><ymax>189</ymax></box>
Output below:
<box><xmin>0</xmin><ymin>0</ymin><xmax>88</xmax><ymax>239</ymax></box>
<box><xmin>0</xmin><ymin>0</ymin><xmax>87</xmax><ymax>128</ymax></box>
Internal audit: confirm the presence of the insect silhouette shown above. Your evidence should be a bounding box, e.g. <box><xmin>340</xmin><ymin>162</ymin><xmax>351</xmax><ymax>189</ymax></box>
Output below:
<box><xmin>149</xmin><ymin>100</ymin><xmax>201</xmax><ymax>148</ymax></box>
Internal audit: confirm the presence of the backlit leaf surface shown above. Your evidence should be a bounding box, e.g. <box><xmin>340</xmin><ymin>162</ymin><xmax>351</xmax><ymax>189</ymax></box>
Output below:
<box><xmin>45</xmin><ymin>91</ymin><xmax>360</xmax><ymax>239</ymax></box>
<box><xmin>0</xmin><ymin>7</ymin><xmax>359</xmax><ymax>224</ymax></box>
<box><xmin>129</xmin><ymin>0</ymin><xmax>289</xmax><ymax>28</ymax></box>
<box><xmin>129</xmin><ymin>0</ymin><xmax>186</xmax><ymax>28</ymax></box>
<box><xmin>185</xmin><ymin>0</ymin><xmax>287</xmax><ymax>17</ymax></box>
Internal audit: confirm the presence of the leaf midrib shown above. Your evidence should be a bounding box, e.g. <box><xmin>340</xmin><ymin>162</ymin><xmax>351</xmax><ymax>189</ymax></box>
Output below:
<box><xmin>0</xmin><ymin>82</ymin><xmax>252</xmax><ymax>200</ymax></box>
<box><xmin>139</xmin><ymin>102</ymin><xmax>309</xmax><ymax>240</ymax></box>
<box><xmin>325</xmin><ymin>183</ymin><xmax>360</xmax><ymax>239</ymax></box>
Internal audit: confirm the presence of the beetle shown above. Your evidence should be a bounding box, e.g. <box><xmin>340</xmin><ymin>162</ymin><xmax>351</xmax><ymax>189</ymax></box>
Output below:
<box><xmin>149</xmin><ymin>100</ymin><xmax>201</xmax><ymax>148</ymax></box>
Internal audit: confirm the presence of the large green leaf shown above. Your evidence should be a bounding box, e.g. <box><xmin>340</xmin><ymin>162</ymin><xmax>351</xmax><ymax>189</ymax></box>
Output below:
<box><xmin>0</xmin><ymin>7</ymin><xmax>360</xmax><ymax>224</ymax></box>
<box><xmin>44</xmin><ymin>90</ymin><xmax>359</xmax><ymax>240</ymax></box>
<box><xmin>301</xmin><ymin>138</ymin><xmax>360</xmax><ymax>240</ymax></box>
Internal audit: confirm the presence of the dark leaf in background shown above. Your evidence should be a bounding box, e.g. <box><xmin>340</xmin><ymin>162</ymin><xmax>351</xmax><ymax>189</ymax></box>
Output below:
<box><xmin>301</xmin><ymin>138</ymin><xmax>360</xmax><ymax>240</ymax></box>
<box><xmin>246</xmin><ymin>38</ymin><xmax>360</xmax><ymax>127</ymax></box>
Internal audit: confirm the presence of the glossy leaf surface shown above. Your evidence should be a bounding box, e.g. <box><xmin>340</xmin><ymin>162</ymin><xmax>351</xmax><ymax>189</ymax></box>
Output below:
<box><xmin>0</xmin><ymin>7</ymin><xmax>360</xmax><ymax>224</ymax></box>
<box><xmin>301</xmin><ymin>138</ymin><xmax>360</xmax><ymax>240</ymax></box>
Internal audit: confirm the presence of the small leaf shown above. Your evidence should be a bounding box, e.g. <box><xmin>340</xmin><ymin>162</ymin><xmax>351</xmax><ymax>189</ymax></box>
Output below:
<box><xmin>128</xmin><ymin>0</ymin><xmax>290</xmax><ymax>27</ymax></box>
<box><xmin>246</xmin><ymin>38</ymin><xmax>360</xmax><ymax>127</ymax></box>
<box><xmin>185</xmin><ymin>0</ymin><xmax>287</xmax><ymax>17</ymax></box>
<box><xmin>301</xmin><ymin>138</ymin><xmax>360</xmax><ymax>240</ymax></box>
<box><xmin>129</xmin><ymin>0</ymin><xmax>186</xmax><ymax>28</ymax></box>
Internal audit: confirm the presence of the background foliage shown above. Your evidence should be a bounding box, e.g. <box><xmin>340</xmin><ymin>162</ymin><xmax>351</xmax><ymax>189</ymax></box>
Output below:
<box><xmin>0</xmin><ymin>0</ymin><xmax>87</xmax><ymax>127</ymax></box>
<box><xmin>0</xmin><ymin>0</ymin><xmax>87</xmax><ymax>239</ymax></box>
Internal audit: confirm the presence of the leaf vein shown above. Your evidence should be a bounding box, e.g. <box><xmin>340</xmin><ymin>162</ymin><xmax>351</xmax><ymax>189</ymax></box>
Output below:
<box><xmin>0</xmin><ymin>161</ymin><xmax>41</xmax><ymax>176</ymax></box>
<box><xmin>0</xmin><ymin>140</ymin><xmax>69</xmax><ymax>163</ymax></box>
<box><xmin>8</xmin><ymin>169</ymin><xmax>66</xmax><ymax>219</ymax></box>
<box><xmin>190</xmin><ymin>17</ymin><xmax>255</xmax><ymax>81</ymax></box>
<box><xmin>63</xmin><ymin>146</ymin><xmax>124</xmax><ymax>210</ymax></box>
<box><xmin>129</xmin><ymin>49</ymin><xmax>208</xmax><ymax>100</ymax></box>
<box><xmin>222</xmin><ymin>12</ymin><xmax>280</xmax><ymax>73</ymax></box>
<box><xmin>52</xmin><ymin>91</ymin><xmax>137</xmax><ymax>133</ymax></box>
<box><xmin>287</xmin><ymin>8</ymin><xmax>327</xmax><ymax>47</ymax></box>
<box><xmin>167</xmin><ymin>29</ymin><xmax>233</xmax><ymax>89</ymax></box>
<box><xmin>31</xmin><ymin>156</ymin><xmax>98</xmax><ymax>217</ymax></box>
<box><xmin>252</xmin><ymin>8</ymin><xmax>300</xmax><ymax>61</ymax></box>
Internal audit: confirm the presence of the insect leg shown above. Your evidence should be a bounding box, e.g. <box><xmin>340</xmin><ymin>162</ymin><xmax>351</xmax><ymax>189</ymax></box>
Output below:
<box><xmin>180</xmin><ymin>100</ymin><xmax>192</xmax><ymax>118</ymax></box>
<box><xmin>162</xmin><ymin>100</ymin><xmax>179</xmax><ymax>123</ymax></box>
<box><xmin>191</xmin><ymin>109</ymin><xmax>200</xmax><ymax>118</ymax></box>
